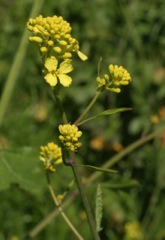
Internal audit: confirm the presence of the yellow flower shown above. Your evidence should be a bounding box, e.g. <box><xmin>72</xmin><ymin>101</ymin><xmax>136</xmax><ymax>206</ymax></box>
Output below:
<box><xmin>44</xmin><ymin>56</ymin><xmax>73</xmax><ymax>87</ymax></box>
<box><xmin>59</xmin><ymin>124</ymin><xmax>82</xmax><ymax>152</ymax></box>
<box><xmin>39</xmin><ymin>142</ymin><xmax>62</xmax><ymax>172</ymax></box>
<box><xmin>27</xmin><ymin>15</ymin><xmax>88</xmax><ymax>61</ymax></box>
<box><xmin>97</xmin><ymin>64</ymin><xmax>131</xmax><ymax>93</ymax></box>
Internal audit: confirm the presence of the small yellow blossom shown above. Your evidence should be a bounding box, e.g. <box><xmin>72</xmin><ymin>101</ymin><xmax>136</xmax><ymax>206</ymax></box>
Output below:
<box><xmin>97</xmin><ymin>64</ymin><xmax>131</xmax><ymax>93</ymax></box>
<box><xmin>124</xmin><ymin>221</ymin><xmax>143</xmax><ymax>240</ymax></box>
<box><xmin>40</xmin><ymin>142</ymin><xmax>62</xmax><ymax>172</ymax></box>
<box><xmin>27</xmin><ymin>15</ymin><xmax>87</xmax><ymax>61</ymax></box>
<box><xmin>59</xmin><ymin>124</ymin><xmax>82</xmax><ymax>152</ymax></box>
<box><xmin>43</xmin><ymin>56</ymin><xmax>73</xmax><ymax>87</ymax></box>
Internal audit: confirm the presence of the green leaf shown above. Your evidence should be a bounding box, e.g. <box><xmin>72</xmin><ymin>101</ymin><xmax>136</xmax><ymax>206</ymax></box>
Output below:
<box><xmin>0</xmin><ymin>147</ymin><xmax>46</xmax><ymax>191</ymax></box>
<box><xmin>95</xmin><ymin>184</ymin><xmax>103</xmax><ymax>232</ymax></box>
<box><xmin>76</xmin><ymin>164</ymin><xmax>117</xmax><ymax>173</ymax></box>
<box><xmin>78</xmin><ymin>108</ymin><xmax>132</xmax><ymax>126</ymax></box>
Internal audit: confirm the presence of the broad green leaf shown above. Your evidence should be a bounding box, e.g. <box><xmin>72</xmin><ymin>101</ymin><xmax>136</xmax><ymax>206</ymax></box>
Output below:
<box><xmin>78</xmin><ymin>108</ymin><xmax>132</xmax><ymax>126</ymax></box>
<box><xmin>95</xmin><ymin>184</ymin><xmax>103</xmax><ymax>232</ymax></box>
<box><xmin>0</xmin><ymin>147</ymin><xmax>46</xmax><ymax>191</ymax></box>
<box><xmin>76</xmin><ymin>164</ymin><xmax>117</xmax><ymax>173</ymax></box>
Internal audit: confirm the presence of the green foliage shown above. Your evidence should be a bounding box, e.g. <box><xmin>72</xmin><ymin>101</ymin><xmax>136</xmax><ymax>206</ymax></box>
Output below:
<box><xmin>78</xmin><ymin>108</ymin><xmax>132</xmax><ymax>126</ymax></box>
<box><xmin>78</xmin><ymin>164</ymin><xmax>117</xmax><ymax>173</ymax></box>
<box><xmin>0</xmin><ymin>147</ymin><xmax>45</xmax><ymax>191</ymax></box>
<box><xmin>0</xmin><ymin>0</ymin><xmax>165</xmax><ymax>239</ymax></box>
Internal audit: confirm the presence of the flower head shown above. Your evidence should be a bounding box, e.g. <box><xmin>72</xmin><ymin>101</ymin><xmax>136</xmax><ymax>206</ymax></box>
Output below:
<box><xmin>27</xmin><ymin>15</ymin><xmax>87</xmax><ymax>61</ymax></box>
<box><xmin>58</xmin><ymin>124</ymin><xmax>82</xmax><ymax>152</ymax></box>
<box><xmin>43</xmin><ymin>56</ymin><xmax>73</xmax><ymax>87</ymax></box>
<box><xmin>97</xmin><ymin>64</ymin><xmax>131</xmax><ymax>93</ymax></box>
<box><xmin>39</xmin><ymin>142</ymin><xmax>62</xmax><ymax>172</ymax></box>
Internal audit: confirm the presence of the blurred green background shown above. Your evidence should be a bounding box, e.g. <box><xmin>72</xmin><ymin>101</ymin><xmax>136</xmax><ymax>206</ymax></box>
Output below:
<box><xmin>0</xmin><ymin>0</ymin><xmax>165</xmax><ymax>239</ymax></box>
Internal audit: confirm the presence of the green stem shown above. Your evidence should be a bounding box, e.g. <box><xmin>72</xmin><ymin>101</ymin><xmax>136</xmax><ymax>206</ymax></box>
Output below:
<box><xmin>54</xmin><ymin>88</ymin><xmax>68</xmax><ymax>124</ymax></box>
<box><xmin>53</xmin><ymin>90</ymin><xmax>100</xmax><ymax>240</ymax></box>
<box><xmin>70</xmin><ymin>153</ymin><xmax>100</xmax><ymax>240</ymax></box>
<box><xmin>74</xmin><ymin>91</ymin><xmax>101</xmax><ymax>126</ymax></box>
<box><xmin>89</xmin><ymin>127</ymin><xmax>165</xmax><ymax>183</ymax></box>
<box><xmin>28</xmin><ymin>127</ymin><xmax>164</xmax><ymax>238</ymax></box>
<box><xmin>46</xmin><ymin>172</ymin><xmax>84</xmax><ymax>240</ymax></box>
<box><xmin>28</xmin><ymin>189</ymin><xmax>79</xmax><ymax>238</ymax></box>
<box><xmin>0</xmin><ymin>0</ymin><xmax>44</xmax><ymax>128</ymax></box>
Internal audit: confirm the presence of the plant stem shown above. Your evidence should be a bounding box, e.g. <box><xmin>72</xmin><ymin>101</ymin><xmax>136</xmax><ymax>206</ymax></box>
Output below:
<box><xmin>28</xmin><ymin>189</ymin><xmax>79</xmax><ymax>238</ymax></box>
<box><xmin>54</xmin><ymin>88</ymin><xmax>68</xmax><ymax>124</ymax></box>
<box><xmin>0</xmin><ymin>0</ymin><xmax>44</xmax><ymax>128</ymax></box>
<box><xmin>89</xmin><ymin>127</ymin><xmax>165</xmax><ymax>183</ymax></box>
<box><xmin>45</xmin><ymin>172</ymin><xmax>84</xmax><ymax>240</ymax></box>
<box><xmin>53</xmin><ymin>90</ymin><xmax>100</xmax><ymax>240</ymax></box>
<box><xmin>70</xmin><ymin>153</ymin><xmax>100</xmax><ymax>240</ymax></box>
<box><xmin>74</xmin><ymin>91</ymin><xmax>101</xmax><ymax>126</ymax></box>
<box><xmin>28</xmin><ymin>127</ymin><xmax>164</xmax><ymax>238</ymax></box>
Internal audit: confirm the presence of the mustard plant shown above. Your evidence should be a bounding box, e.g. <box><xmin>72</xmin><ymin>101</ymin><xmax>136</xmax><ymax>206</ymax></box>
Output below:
<box><xmin>28</xmin><ymin>15</ymin><xmax>132</xmax><ymax>240</ymax></box>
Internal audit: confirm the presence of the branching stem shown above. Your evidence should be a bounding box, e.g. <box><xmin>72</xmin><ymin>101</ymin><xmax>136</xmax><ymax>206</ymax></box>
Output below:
<box><xmin>53</xmin><ymin>90</ymin><xmax>100</xmax><ymax>240</ymax></box>
<box><xmin>74</xmin><ymin>91</ymin><xmax>101</xmax><ymax>126</ymax></box>
<box><xmin>46</xmin><ymin>172</ymin><xmax>84</xmax><ymax>240</ymax></box>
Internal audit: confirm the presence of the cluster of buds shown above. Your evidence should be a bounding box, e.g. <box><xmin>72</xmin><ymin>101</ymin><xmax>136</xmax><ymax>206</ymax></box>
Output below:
<box><xmin>27</xmin><ymin>15</ymin><xmax>87</xmax><ymax>88</ymax></box>
<box><xmin>39</xmin><ymin>142</ymin><xmax>62</xmax><ymax>172</ymax></box>
<box><xmin>97</xmin><ymin>64</ymin><xmax>131</xmax><ymax>93</ymax></box>
<box><xmin>27</xmin><ymin>15</ymin><xmax>87</xmax><ymax>61</ymax></box>
<box><xmin>59</xmin><ymin>124</ymin><xmax>82</xmax><ymax>152</ymax></box>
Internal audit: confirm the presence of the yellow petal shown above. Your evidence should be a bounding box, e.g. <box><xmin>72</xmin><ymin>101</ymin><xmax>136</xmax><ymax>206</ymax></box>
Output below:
<box><xmin>59</xmin><ymin>60</ymin><xmax>73</xmax><ymax>74</ymax></box>
<box><xmin>77</xmin><ymin>50</ymin><xmax>88</xmax><ymax>61</ymax></box>
<box><xmin>44</xmin><ymin>73</ymin><xmax>58</xmax><ymax>87</ymax></box>
<box><xmin>58</xmin><ymin>74</ymin><xmax>72</xmax><ymax>87</ymax></box>
<box><xmin>44</xmin><ymin>57</ymin><xmax>58</xmax><ymax>71</ymax></box>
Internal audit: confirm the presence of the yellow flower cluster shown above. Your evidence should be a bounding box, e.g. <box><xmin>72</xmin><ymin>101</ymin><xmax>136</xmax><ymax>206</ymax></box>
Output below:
<box><xmin>27</xmin><ymin>15</ymin><xmax>87</xmax><ymax>61</ymax></box>
<box><xmin>27</xmin><ymin>15</ymin><xmax>87</xmax><ymax>88</ymax></box>
<box><xmin>124</xmin><ymin>221</ymin><xmax>143</xmax><ymax>240</ymax></box>
<box><xmin>39</xmin><ymin>142</ymin><xmax>62</xmax><ymax>172</ymax></box>
<box><xmin>97</xmin><ymin>64</ymin><xmax>131</xmax><ymax>93</ymax></box>
<box><xmin>59</xmin><ymin>124</ymin><xmax>82</xmax><ymax>152</ymax></box>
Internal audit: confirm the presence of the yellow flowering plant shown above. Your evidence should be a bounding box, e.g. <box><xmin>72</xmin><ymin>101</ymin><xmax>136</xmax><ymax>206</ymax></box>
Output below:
<box><xmin>97</xmin><ymin>64</ymin><xmax>131</xmax><ymax>93</ymax></box>
<box><xmin>27</xmin><ymin>15</ymin><xmax>87</xmax><ymax>61</ymax></box>
<box><xmin>43</xmin><ymin>56</ymin><xmax>73</xmax><ymax>87</ymax></box>
<box><xmin>58</xmin><ymin>124</ymin><xmax>82</xmax><ymax>152</ymax></box>
<box><xmin>39</xmin><ymin>142</ymin><xmax>62</xmax><ymax>172</ymax></box>
<box><xmin>28</xmin><ymin>14</ymin><xmax>132</xmax><ymax>240</ymax></box>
